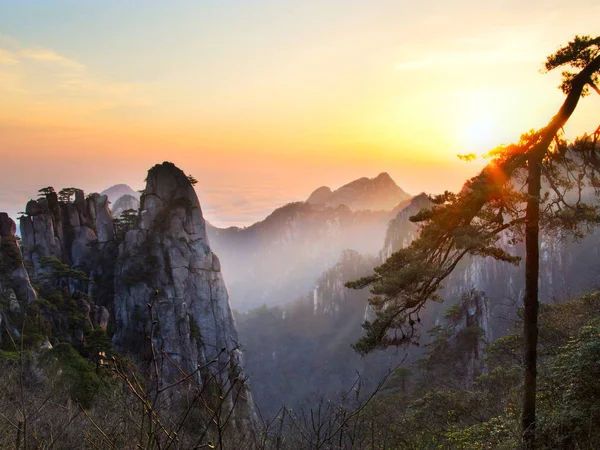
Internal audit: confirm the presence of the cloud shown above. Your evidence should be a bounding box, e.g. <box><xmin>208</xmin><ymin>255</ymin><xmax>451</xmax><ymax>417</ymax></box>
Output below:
<box><xmin>0</xmin><ymin>48</ymin><xmax>18</xmax><ymax>65</ymax></box>
<box><xmin>198</xmin><ymin>184</ymin><xmax>302</xmax><ymax>228</ymax></box>
<box><xmin>0</xmin><ymin>36</ymin><xmax>152</xmax><ymax>124</ymax></box>
<box><xmin>19</xmin><ymin>47</ymin><xmax>85</xmax><ymax>71</ymax></box>
<box><xmin>394</xmin><ymin>22</ymin><xmax>548</xmax><ymax>72</ymax></box>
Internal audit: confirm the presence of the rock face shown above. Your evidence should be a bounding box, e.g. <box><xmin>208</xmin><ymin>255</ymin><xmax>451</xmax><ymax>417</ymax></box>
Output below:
<box><xmin>113</xmin><ymin>162</ymin><xmax>255</xmax><ymax>429</ymax></box>
<box><xmin>306</xmin><ymin>172</ymin><xmax>411</xmax><ymax>211</ymax></box>
<box><xmin>447</xmin><ymin>289</ymin><xmax>490</xmax><ymax>389</ymax></box>
<box><xmin>381</xmin><ymin>193</ymin><xmax>431</xmax><ymax>260</ymax></box>
<box><xmin>19</xmin><ymin>190</ymin><xmax>115</xmax><ymax>274</ymax></box>
<box><xmin>0</xmin><ymin>213</ymin><xmax>37</xmax><ymax>304</ymax></box>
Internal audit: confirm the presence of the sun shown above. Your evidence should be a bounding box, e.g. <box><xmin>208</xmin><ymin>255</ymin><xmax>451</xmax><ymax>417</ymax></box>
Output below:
<box><xmin>460</xmin><ymin>118</ymin><xmax>497</xmax><ymax>158</ymax></box>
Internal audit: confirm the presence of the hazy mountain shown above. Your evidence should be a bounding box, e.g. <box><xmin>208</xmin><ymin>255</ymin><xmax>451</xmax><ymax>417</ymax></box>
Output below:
<box><xmin>100</xmin><ymin>184</ymin><xmax>140</xmax><ymax>204</ymax></box>
<box><xmin>111</xmin><ymin>194</ymin><xmax>140</xmax><ymax>218</ymax></box>
<box><xmin>236</xmin><ymin>190</ymin><xmax>600</xmax><ymax>417</ymax></box>
<box><xmin>306</xmin><ymin>172</ymin><xmax>411</xmax><ymax>211</ymax></box>
<box><xmin>207</xmin><ymin>174</ymin><xmax>412</xmax><ymax>311</ymax></box>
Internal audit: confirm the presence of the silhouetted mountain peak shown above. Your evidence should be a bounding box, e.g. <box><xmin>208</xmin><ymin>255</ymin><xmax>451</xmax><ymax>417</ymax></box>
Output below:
<box><xmin>306</xmin><ymin>173</ymin><xmax>410</xmax><ymax>211</ymax></box>
<box><xmin>306</xmin><ymin>186</ymin><xmax>333</xmax><ymax>205</ymax></box>
<box><xmin>101</xmin><ymin>184</ymin><xmax>140</xmax><ymax>204</ymax></box>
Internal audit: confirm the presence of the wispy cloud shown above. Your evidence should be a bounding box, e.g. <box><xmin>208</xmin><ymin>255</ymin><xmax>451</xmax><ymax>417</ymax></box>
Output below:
<box><xmin>199</xmin><ymin>184</ymin><xmax>301</xmax><ymax>228</ymax></box>
<box><xmin>395</xmin><ymin>49</ymin><xmax>537</xmax><ymax>71</ymax></box>
<box><xmin>19</xmin><ymin>47</ymin><xmax>85</xmax><ymax>70</ymax></box>
<box><xmin>394</xmin><ymin>23</ymin><xmax>547</xmax><ymax>72</ymax></box>
<box><xmin>0</xmin><ymin>48</ymin><xmax>18</xmax><ymax>65</ymax></box>
<box><xmin>0</xmin><ymin>37</ymin><xmax>152</xmax><ymax>123</ymax></box>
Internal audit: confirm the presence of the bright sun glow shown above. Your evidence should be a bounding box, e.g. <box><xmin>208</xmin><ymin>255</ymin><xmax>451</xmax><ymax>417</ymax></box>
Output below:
<box><xmin>460</xmin><ymin>118</ymin><xmax>498</xmax><ymax>157</ymax></box>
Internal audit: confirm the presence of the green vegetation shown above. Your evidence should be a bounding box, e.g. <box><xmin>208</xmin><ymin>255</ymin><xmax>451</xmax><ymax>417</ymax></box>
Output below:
<box><xmin>113</xmin><ymin>208</ymin><xmax>140</xmax><ymax>239</ymax></box>
<box><xmin>40</xmin><ymin>342</ymin><xmax>105</xmax><ymax>408</ymax></box>
<box><xmin>40</xmin><ymin>256</ymin><xmax>90</xmax><ymax>282</ymax></box>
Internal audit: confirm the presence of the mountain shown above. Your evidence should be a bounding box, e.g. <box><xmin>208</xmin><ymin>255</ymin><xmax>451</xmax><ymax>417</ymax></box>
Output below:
<box><xmin>306</xmin><ymin>172</ymin><xmax>411</xmax><ymax>211</ymax></box>
<box><xmin>236</xmin><ymin>189</ymin><xmax>600</xmax><ymax>417</ymax></box>
<box><xmin>2</xmin><ymin>163</ymin><xmax>257</xmax><ymax>438</ymax></box>
<box><xmin>207</xmin><ymin>173</ymin><xmax>412</xmax><ymax>311</ymax></box>
<box><xmin>234</xmin><ymin>194</ymin><xmax>437</xmax><ymax>415</ymax></box>
<box><xmin>208</xmin><ymin>203</ymin><xmax>395</xmax><ymax>311</ymax></box>
<box><xmin>100</xmin><ymin>183</ymin><xmax>140</xmax><ymax>204</ymax></box>
<box><xmin>111</xmin><ymin>194</ymin><xmax>140</xmax><ymax>218</ymax></box>
<box><xmin>113</xmin><ymin>162</ymin><xmax>256</xmax><ymax>428</ymax></box>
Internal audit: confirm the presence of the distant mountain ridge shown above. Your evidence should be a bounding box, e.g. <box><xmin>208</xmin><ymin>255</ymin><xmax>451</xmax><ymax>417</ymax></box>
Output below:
<box><xmin>306</xmin><ymin>172</ymin><xmax>411</xmax><ymax>211</ymax></box>
<box><xmin>207</xmin><ymin>173</ymin><xmax>412</xmax><ymax>311</ymax></box>
<box><xmin>100</xmin><ymin>184</ymin><xmax>140</xmax><ymax>204</ymax></box>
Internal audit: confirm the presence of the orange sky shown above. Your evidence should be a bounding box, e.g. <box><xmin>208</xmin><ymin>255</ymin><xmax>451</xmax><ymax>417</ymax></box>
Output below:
<box><xmin>0</xmin><ymin>1</ymin><xmax>599</xmax><ymax>227</ymax></box>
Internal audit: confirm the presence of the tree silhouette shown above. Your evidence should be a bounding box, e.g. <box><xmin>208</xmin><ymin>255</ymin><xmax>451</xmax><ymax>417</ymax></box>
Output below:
<box><xmin>347</xmin><ymin>35</ymin><xmax>600</xmax><ymax>449</ymax></box>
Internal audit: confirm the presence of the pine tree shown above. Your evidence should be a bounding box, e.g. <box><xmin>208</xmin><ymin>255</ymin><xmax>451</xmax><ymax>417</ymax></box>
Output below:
<box><xmin>347</xmin><ymin>35</ymin><xmax>600</xmax><ymax>449</ymax></box>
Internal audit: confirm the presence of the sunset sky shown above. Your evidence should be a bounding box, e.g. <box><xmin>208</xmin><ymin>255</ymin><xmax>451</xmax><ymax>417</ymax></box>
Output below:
<box><xmin>1</xmin><ymin>1</ymin><xmax>599</xmax><ymax>227</ymax></box>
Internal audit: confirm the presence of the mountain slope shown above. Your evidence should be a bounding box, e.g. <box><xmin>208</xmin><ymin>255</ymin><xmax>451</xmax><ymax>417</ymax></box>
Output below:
<box><xmin>207</xmin><ymin>173</ymin><xmax>412</xmax><ymax>311</ymax></box>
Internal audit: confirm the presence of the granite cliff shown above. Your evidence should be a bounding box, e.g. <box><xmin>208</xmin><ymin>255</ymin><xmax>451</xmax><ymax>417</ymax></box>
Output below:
<box><xmin>112</xmin><ymin>162</ymin><xmax>255</xmax><ymax>428</ymax></box>
<box><xmin>0</xmin><ymin>162</ymin><xmax>257</xmax><ymax>436</ymax></box>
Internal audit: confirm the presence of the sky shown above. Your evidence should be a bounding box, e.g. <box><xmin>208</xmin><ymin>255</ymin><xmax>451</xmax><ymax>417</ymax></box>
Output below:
<box><xmin>0</xmin><ymin>1</ymin><xmax>599</xmax><ymax>227</ymax></box>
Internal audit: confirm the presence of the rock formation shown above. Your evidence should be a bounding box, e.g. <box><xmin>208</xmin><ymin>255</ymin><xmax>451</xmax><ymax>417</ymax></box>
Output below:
<box><xmin>0</xmin><ymin>213</ymin><xmax>37</xmax><ymax>304</ymax></box>
<box><xmin>113</xmin><ymin>162</ymin><xmax>256</xmax><ymax>429</ymax></box>
<box><xmin>19</xmin><ymin>189</ymin><xmax>115</xmax><ymax>275</ymax></box>
<box><xmin>446</xmin><ymin>289</ymin><xmax>490</xmax><ymax>388</ymax></box>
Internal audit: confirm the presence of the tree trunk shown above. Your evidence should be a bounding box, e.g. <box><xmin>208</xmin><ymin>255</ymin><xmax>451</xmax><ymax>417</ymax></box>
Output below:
<box><xmin>522</xmin><ymin>155</ymin><xmax>542</xmax><ymax>449</ymax></box>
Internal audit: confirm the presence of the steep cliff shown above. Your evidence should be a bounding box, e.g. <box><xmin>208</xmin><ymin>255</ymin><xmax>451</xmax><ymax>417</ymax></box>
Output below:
<box><xmin>19</xmin><ymin>189</ymin><xmax>115</xmax><ymax>275</ymax></box>
<box><xmin>113</xmin><ymin>162</ymin><xmax>256</xmax><ymax>429</ymax></box>
<box><xmin>0</xmin><ymin>213</ymin><xmax>37</xmax><ymax>306</ymax></box>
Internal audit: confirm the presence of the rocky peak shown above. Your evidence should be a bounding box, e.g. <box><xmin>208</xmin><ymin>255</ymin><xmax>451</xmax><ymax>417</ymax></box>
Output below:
<box><xmin>306</xmin><ymin>186</ymin><xmax>333</xmax><ymax>205</ymax></box>
<box><xmin>382</xmin><ymin>192</ymin><xmax>431</xmax><ymax>259</ymax></box>
<box><xmin>113</xmin><ymin>161</ymin><xmax>256</xmax><ymax>430</ymax></box>
<box><xmin>19</xmin><ymin>190</ymin><xmax>115</xmax><ymax>274</ymax></box>
<box><xmin>306</xmin><ymin>173</ymin><xmax>410</xmax><ymax>211</ymax></box>
<box><xmin>374</xmin><ymin>172</ymin><xmax>393</xmax><ymax>183</ymax></box>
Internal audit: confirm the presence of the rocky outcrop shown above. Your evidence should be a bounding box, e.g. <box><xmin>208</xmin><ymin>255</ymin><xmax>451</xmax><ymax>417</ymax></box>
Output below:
<box><xmin>381</xmin><ymin>192</ymin><xmax>431</xmax><ymax>260</ymax></box>
<box><xmin>306</xmin><ymin>172</ymin><xmax>411</xmax><ymax>211</ymax></box>
<box><xmin>446</xmin><ymin>289</ymin><xmax>490</xmax><ymax>388</ymax></box>
<box><xmin>0</xmin><ymin>213</ymin><xmax>37</xmax><ymax>305</ymax></box>
<box><xmin>19</xmin><ymin>190</ymin><xmax>115</xmax><ymax>275</ymax></box>
<box><xmin>113</xmin><ymin>162</ymin><xmax>256</xmax><ymax>429</ymax></box>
